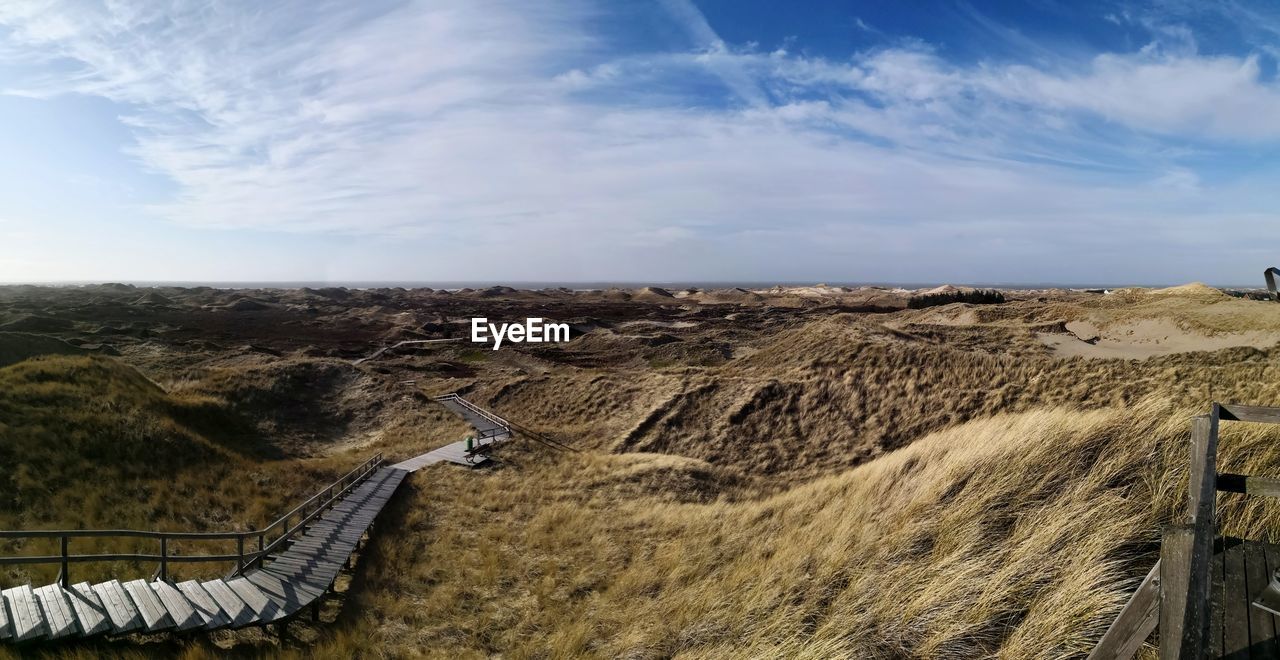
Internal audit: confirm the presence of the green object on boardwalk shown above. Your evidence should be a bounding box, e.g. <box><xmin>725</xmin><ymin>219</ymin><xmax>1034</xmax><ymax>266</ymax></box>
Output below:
<box><xmin>466</xmin><ymin>436</ymin><xmax>473</xmax><ymax>451</ymax></box>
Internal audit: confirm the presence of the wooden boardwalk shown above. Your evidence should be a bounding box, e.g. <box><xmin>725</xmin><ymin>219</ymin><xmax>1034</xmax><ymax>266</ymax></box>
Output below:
<box><xmin>1091</xmin><ymin>403</ymin><xmax>1280</xmax><ymax>660</ymax></box>
<box><xmin>0</xmin><ymin>466</ymin><xmax>405</xmax><ymax>643</ymax></box>
<box><xmin>393</xmin><ymin>395</ymin><xmax>514</xmax><ymax>471</ymax></box>
<box><xmin>0</xmin><ymin>393</ymin><xmax>523</xmax><ymax>646</ymax></box>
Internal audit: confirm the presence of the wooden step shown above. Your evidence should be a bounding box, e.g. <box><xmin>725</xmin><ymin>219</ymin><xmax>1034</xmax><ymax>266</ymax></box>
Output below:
<box><xmin>226</xmin><ymin>578</ymin><xmax>281</xmax><ymax>622</ymax></box>
<box><xmin>200</xmin><ymin>579</ymin><xmax>254</xmax><ymax>628</ymax></box>
<box><xmin>91</xmin><ymin>580</ymin><xmax>142</xmax><ymax>634</ymax></box>
<box><xmin>0</xmin><ymin>462</ymin><xmax>411</xmax><ymax>645</ymax></box>
<box><xmin>175</xmin><ymin>580</ymin><xmax>231</xmax><ymax>630</ymax></box>
<box><xmin>122</xmin><ymin>579</ymin><xmax>174</xmax><ymax>633</ymax></box>
<box><xmin>32</xmin><ymin>585</ymin><xmax>77</xmax><ymax>640</ymax></box>
<box><xmin>68</xmin><ymin>582</ymin><xmax>110</xmax><ymax>636</ymax></box>
<box><xmin>2</xmin><ymin>584</ymin><xmax>47</xmax><ymax>643</ymax></box>
<box><xmin>149</xmin><ymin>581</ymin><xmax>203</xmax><ymax>632</ymax></box>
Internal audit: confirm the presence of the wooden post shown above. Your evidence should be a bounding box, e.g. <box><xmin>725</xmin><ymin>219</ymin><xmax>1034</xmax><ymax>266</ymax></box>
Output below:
<box><xmin>258</xmin><ymin>534</ymin><xmax>264</xmax><ymax>566</ymax></box>
<box><xmin>1161</xmin><ymin>525</ymin><xmax>1196</xmax><ymax>658</ymax></box>
<box><xmin>59</xmin><ymin>536</ymin><xmax>69</xmax><ymax>589</ymax></box>
<box><xmin>236</xmin><ymin>536</ymin><xmax>245</xmax><ymax>574</ymax></box>
<box><xmin>159</xmin><ymin>537</ymin><xmax>168</xmax><ymax>583</ymax></box>
<box><xmin>1161</xmin><ymin>413</ymin><xmax>1218</xmax><ymax>659</ymax></box>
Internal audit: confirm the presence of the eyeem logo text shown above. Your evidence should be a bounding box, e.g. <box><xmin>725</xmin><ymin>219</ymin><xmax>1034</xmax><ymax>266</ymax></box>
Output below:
<box><xmin>471</xmin><ymin>317</ymin><xmax>570</xmax><ymax>350</ymax></box>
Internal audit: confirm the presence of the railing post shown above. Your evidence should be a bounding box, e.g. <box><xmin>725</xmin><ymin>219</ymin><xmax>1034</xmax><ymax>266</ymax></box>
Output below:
<box><xmin>159</xmin><ymin>536</ymin><xmax>168</xmax><ymax>583</ymax></box>
<box><xmin>258</xmin><ymin>533</ymin><xmax>264</xmax><ymax>566</ymax></box>
<box><xmin>60</xmin><ymin>536</ymin><xmax>69</xmax><ymax>589</ymax></box>
<box><xmin>236</xmin><ymin>536</ymin><xmax>244</xmax><ymax>574</ymax></box>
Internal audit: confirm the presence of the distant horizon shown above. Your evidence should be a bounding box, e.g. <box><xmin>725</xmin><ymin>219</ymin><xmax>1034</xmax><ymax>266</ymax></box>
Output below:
<box><xmin>0</xmin><ymin>279</ymin><xmax>1270</xmax><ymax>291</ymax></box>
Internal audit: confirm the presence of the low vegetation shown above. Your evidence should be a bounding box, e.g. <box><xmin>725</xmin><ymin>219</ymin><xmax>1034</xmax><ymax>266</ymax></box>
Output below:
<box><xmin>6</xmin><ymin>286</ymin><xmax>1280</xmax><ymax>657</ymax></box>
<box><xmin>0</xmin><ymin>356</ymin><xmax>363</xmax><ymax>589</ymax></box>
<box><xmin>306</xmin><ymin>398</ymin><xmax>1280</xmax><ymax>658</ymax></box>
<box><xmin>907</xmin><ymin>288</ymin><xmax>1005</xmax><ymax>309</ymax></box>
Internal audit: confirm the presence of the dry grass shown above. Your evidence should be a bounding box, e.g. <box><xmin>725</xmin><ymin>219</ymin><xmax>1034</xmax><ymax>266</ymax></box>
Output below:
<box><xmin>8</xmin><ymin>293</ymin><xmax>1280</xmax><ymax>657</ymax></box>
<box><xmin>0</xmin><ymin>356</ymin><xmax>391</xmax><ymax>588</ymax></box>
<box><xmin>301</xmin><ymin>398</ymin><xmax>1280</xmax><ymax>659</ymax></box>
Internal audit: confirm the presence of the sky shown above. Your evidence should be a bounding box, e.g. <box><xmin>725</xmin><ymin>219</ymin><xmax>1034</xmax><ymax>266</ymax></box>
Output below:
<box><xmin>1</xmin><ymin>1</ymin><xmax>1280</xmax><ymax>285</ymax></box>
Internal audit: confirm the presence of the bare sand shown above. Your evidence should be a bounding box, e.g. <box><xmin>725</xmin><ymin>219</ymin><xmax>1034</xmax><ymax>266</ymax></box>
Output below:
<box><xmin>1038</xmin><ymin>318</ymin><xmax>1280</xmax><ymax>359</ymax></box>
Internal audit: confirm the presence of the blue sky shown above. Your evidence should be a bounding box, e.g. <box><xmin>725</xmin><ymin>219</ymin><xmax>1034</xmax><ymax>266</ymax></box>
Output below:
<box><xmin>1</xmin><ymin>0</ymin><xmax>1280</xmax><ymax>285</ymax></box>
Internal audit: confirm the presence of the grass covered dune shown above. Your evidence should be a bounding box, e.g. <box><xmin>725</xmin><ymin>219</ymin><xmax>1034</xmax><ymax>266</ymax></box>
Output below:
<box><xmin>0</xmin><ymin>355</ymin><xmax>366</xmax><ymax>591</ymax></box>
<box><xmin>316</xmin><ymin>399</ymin><xmax>1280</xmax><ymax>659</ymax></box>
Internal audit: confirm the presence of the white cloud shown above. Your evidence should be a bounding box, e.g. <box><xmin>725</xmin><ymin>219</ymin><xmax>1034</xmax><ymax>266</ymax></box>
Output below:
<box><xmin>1</xmin><ymin>0</ymin><xmax>1280</xmax><ymax>282</ymax></box>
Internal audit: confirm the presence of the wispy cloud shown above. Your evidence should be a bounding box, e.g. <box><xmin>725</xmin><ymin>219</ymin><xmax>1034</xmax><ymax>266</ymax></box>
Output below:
<box><xmin>1</xmin><ymin>0</ymin><xmax>1279</xmax><ymax>282</ymax></box>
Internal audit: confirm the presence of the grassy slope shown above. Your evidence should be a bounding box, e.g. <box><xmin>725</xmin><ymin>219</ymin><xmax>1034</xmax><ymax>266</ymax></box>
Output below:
<box><xmin>0</xmin><ymin>356</ymin><xmax>355</xmax><ymax>589</ymax></box>
<box><xmin>309</xmin><ymin>399</ymin><xmax>1280</xmax><ymax>658</ymax></box>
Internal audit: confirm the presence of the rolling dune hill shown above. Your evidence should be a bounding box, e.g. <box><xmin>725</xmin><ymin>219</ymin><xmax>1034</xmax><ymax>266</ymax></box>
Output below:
<box><xmin>3</xmin><ymin>284</ymin><xmax>1280</xmax><ymax>657</ymax></box>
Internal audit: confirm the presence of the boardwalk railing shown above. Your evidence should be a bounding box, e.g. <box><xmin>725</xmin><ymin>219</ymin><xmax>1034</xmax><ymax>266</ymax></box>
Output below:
<box><xmin>1091</xmin><ymin>402</ymin><xmax>1280</xmax><ymax>659</ymax></box>
<box><xmin>0</xmin><ymin>453</ymin><xmax>384</xmax><ymax>589</ymax></box>
<box><xmin>434</xmin><ymin>393</ymin><xmax>575</xmax><ymax>452</ymax></box>
<box><xmin>434</xmin><ymin>393</ymin><xmax>512</xmax><ymax>442</ymax></box>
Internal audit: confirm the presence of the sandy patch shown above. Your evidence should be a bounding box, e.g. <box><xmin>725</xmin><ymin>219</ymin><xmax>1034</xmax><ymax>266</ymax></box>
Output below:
<box><xmin>1039</xmin><ymin>318</ymin><xmax>1280</xmax><ymax>359</ymax></box>
<box><xmin>619</xmin><ymin>320</ymin><xmax>699</xmax><ymax>329</ymax></box>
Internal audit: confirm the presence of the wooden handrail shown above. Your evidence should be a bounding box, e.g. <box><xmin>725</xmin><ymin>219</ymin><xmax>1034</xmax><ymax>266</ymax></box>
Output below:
<box><xmin>435</xmin><ymin>392</ymin><xmax>576</xmax><ymax>452</ymax></box>
<box><xmin>0</xmin><ymin>452</ymin><xmax>384</xmax><ymax>587</ymax></box>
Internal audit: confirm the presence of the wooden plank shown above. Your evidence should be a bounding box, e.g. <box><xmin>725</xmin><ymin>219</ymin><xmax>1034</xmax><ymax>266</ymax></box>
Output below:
<box><xmin>1223</xmin><ymin>538</ymin><xmax>1252</xmax><ymax>656</ymax></box>
<box><xmin>1218</xmin><ymin>404</ymin><xmax>1280</xmax><ymax>424</ymax></box>
<box><xmin>68</xmin><ymin>582</ymin><xmax>110</xmax><ymax>636</ymax></box>
<box><xmin>245</xmin><ymin>570</ymin><xmax>323</xmax><ymax>609</ymax></box>
<box><xmin>1164</xmin><ymin>414</ymin><xmax>1217</xmax><ymax>659</ymax></box>
<box><xmin>174</xmin><ymin>581</ymin><xmax>230</xmax><ymax>630</ymax></box>
<box><xmin>1087</xmin><ymin>562</ymin><xmax>1160</xmax><ymax>660</ymax></box>
<box><xmin>122</xmin><ymin>579</ymin><xmax>174</xmax><ymax>633</ymax></box>
<box><xmin>1254</xmin><ymin>544</ymin><xmax>1280</xmax><ymax>651</ymax></box>
<box><xmin>149</xmin><ymin>581</ymin><xmax>202</xmax><ymax>632</ymax></box>
<box><xmin>32</xmin><ymin>584</ymin><xmax>77</xmax><ymax>640</ymax></box>
<box><xmin>1245</xmin><ymin>543</ymin><xmax>1279</xmax><ymax>655</ymax></box>
<box><xmin>1217</xmin><ymin>473</ymin><xmax>1280</xmax><ymax>498</ymax></box>
<box><xmin>201</xmin><ymin>579</ymin><xmax>254</xmax><ymax>628</ymax></box>
<box><xmin>0</xmin><ymin>589</ymin><xmax>10</xmax><ymax>641</ymax></box>
<box><xmin>1</xmin><ymin>584</ymin><xmax>46</xmax><ymax>643</ymax></box>
<box><xmin>91</xmin><ymin>580</ymin><xmax>142</xmax><ymax>634</ymax></box>
<box><xmin>1209</xmin><ymin>538</ymin><xmax>1225</xmax><ymax>658</ymax></box>
<box><xmin>1161</xmin><ymin>525</ymin><xmax>1196</xmax><ymax>659</ymax></box>
<box><xmin>226</xmin><ymin>577</ymin><xmax>280</xmax><ymax>622</ymax></box>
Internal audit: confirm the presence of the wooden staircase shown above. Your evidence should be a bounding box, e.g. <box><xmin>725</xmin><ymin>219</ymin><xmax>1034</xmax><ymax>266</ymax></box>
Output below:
<box><xmin>0</xmin><ymin>459</ymin><xmax>405</xmax><ymax>644</ymax></box>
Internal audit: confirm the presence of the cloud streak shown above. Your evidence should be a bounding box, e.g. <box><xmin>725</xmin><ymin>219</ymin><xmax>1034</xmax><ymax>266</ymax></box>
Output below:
<box><xmin>1</xmin><ymin>0</ymin><xmax>1280</xmax><ymax>282</ymax></box>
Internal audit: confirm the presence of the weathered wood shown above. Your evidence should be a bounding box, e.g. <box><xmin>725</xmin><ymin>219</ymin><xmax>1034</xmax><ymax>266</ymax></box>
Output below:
<box><xmin>33</xmin><ymin>584</ymin><xmax>77</xmax><ymax>640</ymax></box>
<box><xmin>200</xmin><ymin>579</ymin><xmax>254</xmax><ymax>628</ymax></box>
<box><xmin>1216</xmin><ymin>473</ymin><xmax>1280</xmax><ymax>498</ymax></box>
<box><xmin>1259</xmin><ymin>544</ymin><xmax>1280</xmax><ymax>657</ymax></box>
<box><xmin>1209</xmin><ymin>537</ymin><xmax>1225</xmax><ymax>657</ymax></box>
<box><xmin>1175</xmin><ymin>413</ymin><xmax>1217</xmax><ymax>656</ymax></box>
<box><xmin>1087</xmin><ymin>562</ymin><xmax>1160</xmax><ymax>660</ymax></box>
<box><xmin>91</xmin><ymin>580</ymin><xmax>142</xmax><ymax>634</ymax></box>
<box><xmin>123</xmin><ymin>579</ymin><xmax>174</xmax><ymax>633</ymax></box>
<box><xmin>1</xmin><ymin>462</ymin><xmax>408</xmax><ymax>645</ymax></box>
<box><xmin>228</xmin><ymin>577</ymin><xmax>280</xmax><ymax>623</ymax></box>
<box><xmin>149</xmin><ymin>581</ymin><xmax>202</xmax><ymax>632</ymax></box>
<box><xmin>67</xmin><ymin>582</ymin><xmax>109</xmax><ymax>636</ymax></box>
<box><xmin>1217</xmin><ymin>403</ymin><xmax>1280</xmax><ymax>424</ymax></box>
<box><xmin>175</xmin><ymin>580</ymin><xmax>231</xmax><ymax>630</ymax></box>
<box><xmin>1161</xmin><ymin>525</ymin><xmax>1197</xmax><ymax>658</ymax></box>
<box><xmin>0</xmin><ymin>591</ymin><xmax>10</xmax><ymax>641</ymax></box>
<box><xmin>1245</xmin><ymin>543</ymin><xmax>1280</xmax><ymax>655</ymax></box>
<box><xmin>1222</xmin><ymin>538</ymin><xmax>1251</xmax><ymax>656</ymax></box>
<box><xmin>2</xmin><ymin>585</ymin><xmax>46</xmax><ymax>643</ymax></box>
